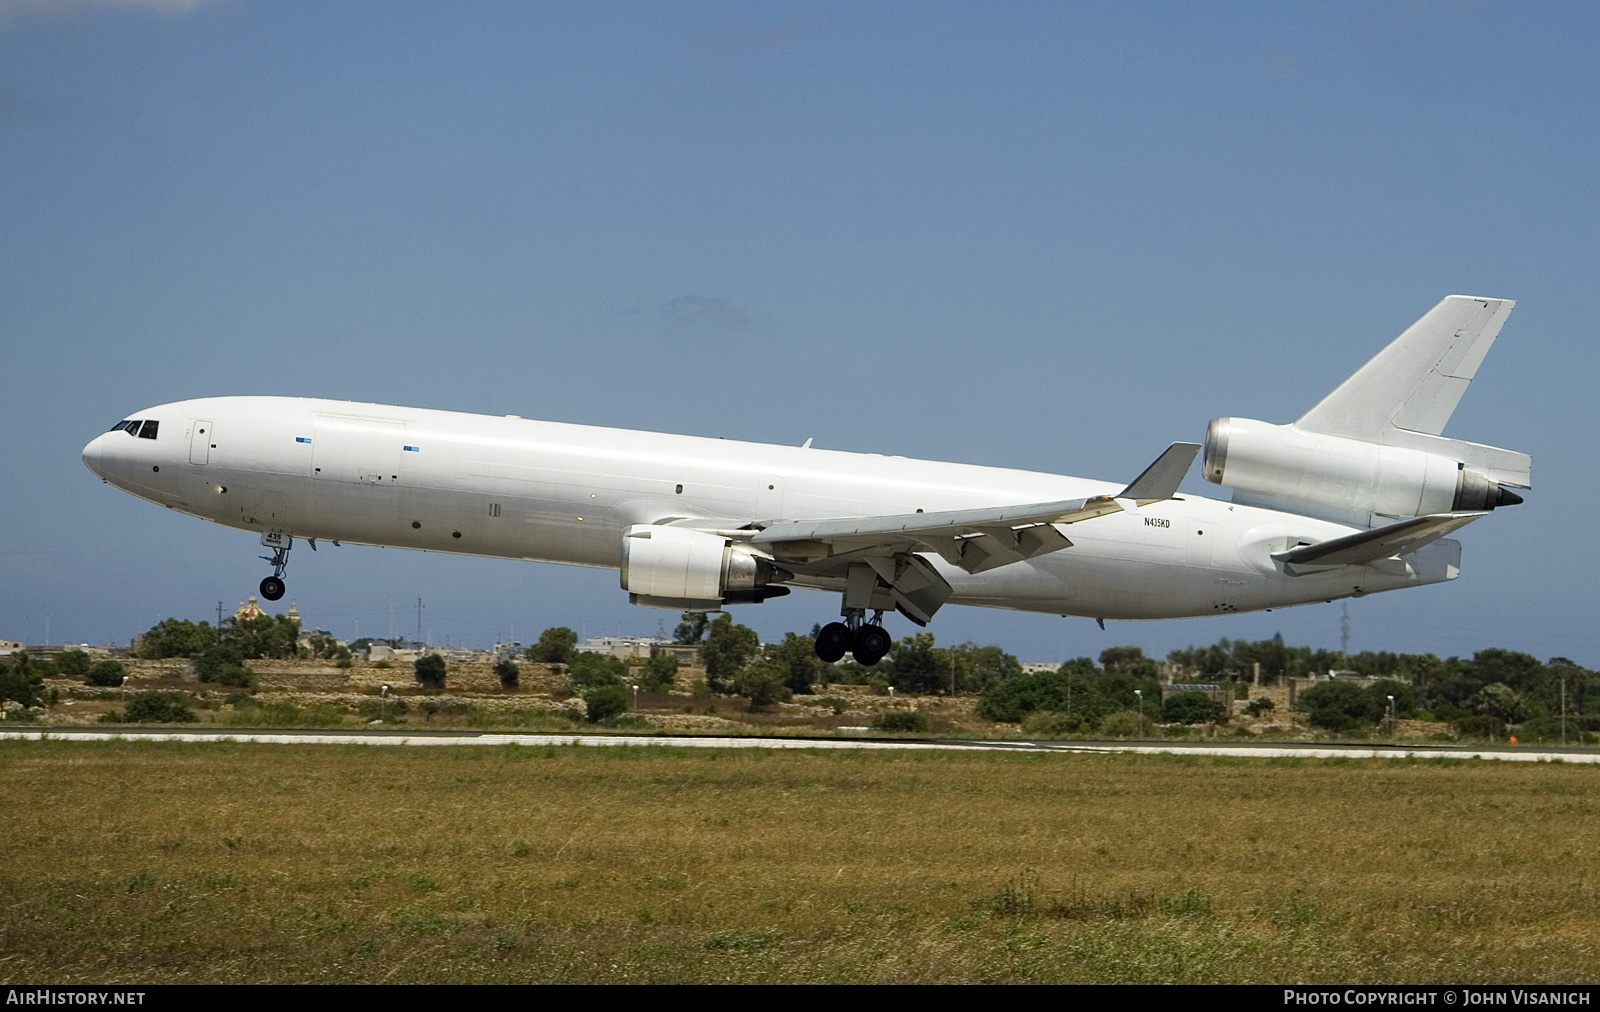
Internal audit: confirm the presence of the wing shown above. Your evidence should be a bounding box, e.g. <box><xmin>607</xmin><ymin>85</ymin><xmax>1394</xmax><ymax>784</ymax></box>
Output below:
<box><xmin>730</xmin><ymin>443</ymin><xmax>1199</xmax><ymax>624</ymax></box>
<box><xmin>1272</xmin><ymin>511</ymin><xmax>1486</xmax><ymax>570</ymax></box>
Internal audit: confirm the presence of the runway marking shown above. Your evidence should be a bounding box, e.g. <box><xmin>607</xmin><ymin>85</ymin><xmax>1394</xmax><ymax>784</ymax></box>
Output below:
<box><xmin>2</xmin><ymin>728</ymin><xmax>1596</xmax><ymax>763</ymax></box>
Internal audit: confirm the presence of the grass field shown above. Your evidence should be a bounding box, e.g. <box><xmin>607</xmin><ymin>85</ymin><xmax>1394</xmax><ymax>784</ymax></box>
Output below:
<box><xmin>3</xmin><ymin>740</ymin><xmax>1599</xmax><ymax>983</ymax></box>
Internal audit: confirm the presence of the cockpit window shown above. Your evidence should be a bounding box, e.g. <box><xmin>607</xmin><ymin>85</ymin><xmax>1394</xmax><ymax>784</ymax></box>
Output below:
<box><xmin>137</xmin><ymin>420</ymin><xmax>159</xmax><ymax>439</ymax></box>
<box><xmin>110</xmin><ymin>420</ymin><xmax>142</xmax><ymax>435</ymax></box>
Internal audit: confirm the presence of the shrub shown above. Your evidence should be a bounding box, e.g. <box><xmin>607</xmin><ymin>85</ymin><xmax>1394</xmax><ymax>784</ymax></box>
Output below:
<box><xmin>196</xmin><ymin>645</ymin><xmax>257</xmax><ymax>688</ymax></box>
<box><xmin>566</xmin><ymin>651</ymin><xmax>625</xmax><ymax>692</ymax></box>
<box><xmin>1296</xmin><ymin>680</ymin><xmax>1372</xmax><ymax>731</ymax></box>
<box><xmin>1098</xmin><ymin>709</ymin><xmax>1145</xmax><ymax>738</ymax></box>
<box><xmin>1244</xmin><ymin>696</ymin><xmax>1275</xmax><ymax>717</ymax></box>
<box><xmin>639</xmin><ymin>652</ymin><xmax>679</xmax><ymax>692</ymax></box>
<box><xmin>0</xmin><ymin>657</ymin><xmax>46</xmax><ymax>708</ymax></box>
<box><xmin>584</xmin><ymin>684</ymin><xmax>629</xmax><ymax>723</ymax></box>
<box><xmin>732</xmin><ymin>657</ymin><xmax>792</xmax><ymax>710</ymax></box>
<box><xmin>1020</xmin><ymin>710</ymin><xmax>1087</xmax><ymax>738</ymax></box>
<box><xmin>123</xmin><ymin>692</ymin><xmax>198</xmax><ymax>724</ymax></box>
<box><xmin>1453</xmin><ymin>714</ymin><xmax>1506</xmax><ymax>740</ymax></box>
<box><xmin>819</xmin><ymin>696</ymin><xmax>848</xmax><ymax>716</ymax></box>
<box><xmin>358</xmin><ymin>698</ymin><xmax>407</xmax><ymax>722</ymax></box>
<box><xmin>1161</xmin><ymin>690</ymin><xmax>1215</xmax><ymax>725</ymax></box>
<box><xmin>85</xmin><ymin>660</ymin><xmax>127</xmax><ymax>687</ymax></box>
<box><xmin>56</xmin><ymin>650</ymin><xmax>91</xmax><ymax>677</ymax></box>
<box><xmin>415</xmin><ymin>653</ymin><xmax>447</xmax><ymax>690</ymax></box>
<box><xmin>495</xmin><ymin>658</ymin><xmax>519</xmax><ymax>690</ymax></box>
<box><xmin>870</xmin><ymin>711</ymin><xmax>929</xmax><ymax>733</ymax></box>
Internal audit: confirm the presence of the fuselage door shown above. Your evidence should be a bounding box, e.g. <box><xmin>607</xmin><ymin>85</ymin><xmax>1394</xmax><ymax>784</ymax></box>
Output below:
<box><xmin>311</xmin><ymin>415</ymin><xmax>407</xmax><ymax>484</ymax></box>
<box><xmin>189</xmin><ymin>420</ymin><xmax>214</xmax><ymax>465</ymax></box>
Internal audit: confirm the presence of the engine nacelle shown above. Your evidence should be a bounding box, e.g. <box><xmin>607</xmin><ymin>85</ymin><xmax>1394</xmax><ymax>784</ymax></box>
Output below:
<box><xmin>619</xmin><ymin>524</ymin><xmax>792</xmax><ymax>611</ymax></box>
<box><xmin>1203</xmin><ymin>417</ymin><xmax>1522</xmax><ymax>517</ymax></box>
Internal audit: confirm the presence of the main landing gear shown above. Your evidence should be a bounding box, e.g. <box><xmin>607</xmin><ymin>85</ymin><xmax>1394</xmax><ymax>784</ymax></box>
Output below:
<box><xmin>258</xmin><ymin>533</ymin><xmax>291</xmax><ymax>602</ymax></box>
<box><xmin>814</xmin><ymin>609</ymin><xmax>892</xmax><ymax>666</ymax></box>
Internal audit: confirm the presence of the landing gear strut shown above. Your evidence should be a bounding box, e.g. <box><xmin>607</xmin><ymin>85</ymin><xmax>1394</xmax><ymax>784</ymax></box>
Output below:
<box><xmin>258</xmin><ymin>533</ymin><xmax>291</xmax><ymax>602</ymax></box>
<box><xmin>815</xmin><ymin>609</ymin><xmax>891</xmax><ymax>666</ymax></box>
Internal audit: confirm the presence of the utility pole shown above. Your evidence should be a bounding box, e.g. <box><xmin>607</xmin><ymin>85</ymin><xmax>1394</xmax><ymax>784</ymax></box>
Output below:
<box><xmin>1562</xmin><ymin>671</ymin><xmax>1568</xmax><ymax>746</ymax></box>
<box><xmin>217</xmin><ymin>601</ymin><xmax>224</xmax><ymax>628</ymax></box>
<box><xmin>417</xmin><ymin>598</ymin><xmax>423</xmax><ymax>644</ymax></box>
<box><xmin>1340</xmin><ymin>604</ymin><xmax>1350</xmax><ymax>657</ymax></box>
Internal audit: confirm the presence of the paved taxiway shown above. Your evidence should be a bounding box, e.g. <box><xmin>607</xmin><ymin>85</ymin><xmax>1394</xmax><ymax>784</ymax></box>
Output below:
<box><xmin>2</xmin><ymin>727</ymin><xmax>1595</xmax><ymax>763</ymax></box>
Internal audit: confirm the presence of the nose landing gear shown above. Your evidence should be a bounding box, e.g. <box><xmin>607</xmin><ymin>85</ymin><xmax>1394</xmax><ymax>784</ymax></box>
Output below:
<box><xmin>258</xmin><ymin>533</ymin><xmax>291</xmax><ymax>602</ymax></box>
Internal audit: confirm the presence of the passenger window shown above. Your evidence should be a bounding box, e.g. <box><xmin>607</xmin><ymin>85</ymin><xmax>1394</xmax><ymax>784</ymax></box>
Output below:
<box><xmin>138</xmin><ymin>420</ymin><xmax>159</xmax><ymax>439</ymax></box>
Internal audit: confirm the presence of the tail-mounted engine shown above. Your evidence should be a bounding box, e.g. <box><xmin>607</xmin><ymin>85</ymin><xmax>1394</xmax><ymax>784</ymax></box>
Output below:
<box><xmin>1203</xmin><ymin>417</ymin><xmax>1523</xmax><ymax>518</ymax></box>
<box><xmin>620</xmin><ymin>524</ymin><xmax>792</xmax><ymax>611</ymax></box>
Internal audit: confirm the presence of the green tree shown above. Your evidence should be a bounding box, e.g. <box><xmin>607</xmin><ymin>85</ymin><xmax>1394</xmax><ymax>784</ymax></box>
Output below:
<box><xmin>223</xmin><ymin>613</ymin><xmax>301</xmax><ymax>659</ymax></box>
<box><xmin>415</xmin><ymin>653</ymin><xmax>447</xmax><ymax>690</ymax></box>
<box><xmin>700</xmin><ymin>614</ymin><xmax>759</xmax><ymax>693</ymax></box>
<box><xmin>85</xmin><ymin>660</ymin><xmax>127</xmax><ymax>687</ymax></box>
<box><xmin>136</xmin><ymin>618</ymin><xmax>217</xmax><ymax>659</ymax></box>
<box><xmin>1473</xmin><ymin>682</ymin><xmax>1530</xmax><ymax>724</ymax></box>
<box><xmin>195</xmin><ymin>644</ymin><xmax>257</xmax><ymax>688</ymax></box>
<box><xmin>1296</xmin><ymin>679</ymin><xmax>1372</xmax><ymax>731</ymax></box>
<box><xmin>584</xmin><ymin>683</ymin><xmax>628</xmax><ymax>723</ymax></box>
<box><xmin>769</xmin><ymin>632</ymin><xmax>827</xmax><ymax>695</ymax></box>
<box><xmin>303</xmin><ymin>632</ymin><xmax>351</xmax><ymax>661</ymax></box>
<box><xmin>886</xmin><ymin>633</ymin><xmax>942</xmax><ymax>694</ymax></box>
<box><xmin>732</xmin><ymin>656</ymin><xmax>792</xmax><ymax>710</ymax></box>
<box><xmin>1100</xmin><ymin>646</ymin><xmax>1159</xmax><ymax>679</ymax></box>
<box><xmin>527</xmin><ymin>627</ymin><xmax>578</xmax><ymax>664</ymax></box>
<box><xmin>976</xmin><ymin>658</ymin><xmax>1120</xmax><ymax>725</ymax></box>
<box><xmin>674</xmin><ymin>612</ymin><xmax>710</xmax><ymax>645</ymax></box>
<box><xmin>943</xmin><ymin>643</ymin><xmax>1022</xmax><ymax>694</ymax></box>
<box><xmin>56</xmin><ymin>650</ymin><xmax>91</xmax><ymax>677</ymax></box>
<box><xmin>1161</xmin><ymin>690</ymin><xmax>1215</xmax><ymax>724</ymax></box>
<box><xmin>639</xmin><ymin>652</ymin><xmax>679</xmax><ymax>692</ymax></box>
<box><xmin>495</xmin><ymin>658</ymin><xmax>519</xmax><ymax>690</ymax></box>
<box><xmin>0</xmin><ymin>654</ymin><xmax>46</xmax><ymax>708</ymax></box>
<box><xmin>565</xmin><ymin>650</ymin><xmax>626</xmax><ymax>692</ymax></box>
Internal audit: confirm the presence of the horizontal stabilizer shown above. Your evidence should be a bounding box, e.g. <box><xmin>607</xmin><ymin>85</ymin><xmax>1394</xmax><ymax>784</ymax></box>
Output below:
<box><xmin>1272</xmin><ymin>511</ymin><xmax>1487</xmax><ymax>568</ymax></box>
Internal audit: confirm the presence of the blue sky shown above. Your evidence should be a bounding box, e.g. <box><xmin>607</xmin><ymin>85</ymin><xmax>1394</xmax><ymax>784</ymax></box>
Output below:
<box><xmin>3</xmin><ymin>1</ymin><xmax>1596</xmax><ymax>666</ymax></box>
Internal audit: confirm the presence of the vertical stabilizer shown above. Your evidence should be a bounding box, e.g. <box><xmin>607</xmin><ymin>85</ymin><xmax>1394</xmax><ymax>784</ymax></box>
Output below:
<box><xmin>1297</xmin><ymin>295</ymin><xmax>1513</xmax><ymax>440</ymax></box>
<box><xmin>1292</xmin><ymin>295</ymin><xmax>1529</xmax><ymax>489</ymax></box>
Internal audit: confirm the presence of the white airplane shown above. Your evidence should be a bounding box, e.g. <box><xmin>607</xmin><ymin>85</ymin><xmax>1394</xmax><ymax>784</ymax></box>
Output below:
<box><xmin>83</xmin><ymin>296</ymin><xmax>1529</xmax><ymax>666</ymax></box>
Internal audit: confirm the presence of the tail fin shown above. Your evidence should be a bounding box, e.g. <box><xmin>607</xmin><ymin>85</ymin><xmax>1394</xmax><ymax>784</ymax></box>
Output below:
<box><xmin>1295</xmin><ymin>296</ymin><xmax>1530</xmax><ymax>489</ymax></box>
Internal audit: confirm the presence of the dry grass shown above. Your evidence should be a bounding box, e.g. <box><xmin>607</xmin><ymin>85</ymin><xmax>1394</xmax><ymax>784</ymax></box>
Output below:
<box><xmin>2</xmin><ymin>741</ymin><xmax>1599</xmax><ymax>983</ymax></box>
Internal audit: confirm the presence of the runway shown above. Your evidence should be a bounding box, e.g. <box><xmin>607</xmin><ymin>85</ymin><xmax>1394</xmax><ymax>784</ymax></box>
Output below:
<box><xmin>3</xmin><ymin>726</ymin><xmax>1596</xmax><ymax>763</ymax></box>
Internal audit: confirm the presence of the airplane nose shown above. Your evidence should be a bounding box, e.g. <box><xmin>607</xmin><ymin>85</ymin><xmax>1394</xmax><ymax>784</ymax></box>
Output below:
<box><xmin>83</xmin><ymin>433</ymin><xmax>107</xmax><ymax>479</ymax></box>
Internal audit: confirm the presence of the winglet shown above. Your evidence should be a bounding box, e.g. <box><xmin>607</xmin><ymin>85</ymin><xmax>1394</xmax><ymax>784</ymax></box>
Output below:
<box><xmin>1118</xmin><ymin>442</ymin><xmax>1200</xmax><ymax>502</ymax></box>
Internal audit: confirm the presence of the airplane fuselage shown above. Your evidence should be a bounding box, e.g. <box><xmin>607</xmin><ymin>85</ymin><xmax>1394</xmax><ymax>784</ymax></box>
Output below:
<box><xmin>82</xmin><ymin>396</ymin><xmax>1459</xmax><ymax>622</ymax></box>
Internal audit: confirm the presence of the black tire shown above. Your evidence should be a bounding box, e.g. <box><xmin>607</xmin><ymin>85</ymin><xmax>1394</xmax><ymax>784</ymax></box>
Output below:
<box><xmin>853</xmin><ymin>624</ymin><xmax>891</xmax><ymax>667</ymax></box>
<box><xmin>814</xmin><ymin>622</ymin><xmax>851</xmax><ymax>663</ymax></box>
<box><xmin>260</xmin><ymin>576</ymin><xmax>286</xmax><ymax>601</ymax></box>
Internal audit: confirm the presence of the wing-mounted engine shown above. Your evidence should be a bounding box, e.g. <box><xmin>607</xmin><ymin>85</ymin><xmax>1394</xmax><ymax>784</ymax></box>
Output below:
<box><xmin>1203</xmin><ymin>417</ymin><xmax>1524</xmax><ymax>520</ymax></box>
<box><xmin>620</xmin><ymin>524</ymin><xmax>792</xmax><ymax>611</ymax></box>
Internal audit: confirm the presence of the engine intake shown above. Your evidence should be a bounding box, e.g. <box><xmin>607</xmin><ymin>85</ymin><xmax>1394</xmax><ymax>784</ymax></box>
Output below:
<box><xmin>1204</xmin><ymin>417</ymin><xmax>1522</xmax><ymax>517</ymax></box>
<box><xmin>620</xmin><ymin>524</ymin><xmax>792</xmax><ymax>610</ymax></box>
